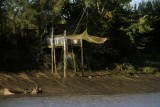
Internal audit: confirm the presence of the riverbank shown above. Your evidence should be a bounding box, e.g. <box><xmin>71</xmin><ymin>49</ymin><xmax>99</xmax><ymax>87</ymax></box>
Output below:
<box><xmin>0</xmin><ymin>71</ymin><xmax>160</xmax><ymax>96</ymax></box>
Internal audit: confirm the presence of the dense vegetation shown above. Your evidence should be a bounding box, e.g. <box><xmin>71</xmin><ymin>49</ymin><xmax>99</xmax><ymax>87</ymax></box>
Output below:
<box><xmin>0</xmin><ymin>0</ymin><xmax>160</xmax><ymax>74</ymax></box>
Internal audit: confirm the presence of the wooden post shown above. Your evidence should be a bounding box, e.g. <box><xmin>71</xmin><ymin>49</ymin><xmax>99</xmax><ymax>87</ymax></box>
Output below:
<box><xmin>51</xmin><ymin>26</ymin><xmax>57</xmax><ymax>74</ymax></box>
<box><xmin>81</xmin><ymin>39</ymin><xmax>84</xmax><ymax>76</ymax></box>
<box><xmin>63</xmin><ymin>30</ymin><xmax>67</xmax><ymax>78</ymax></box>
<box><xmin>72</xmin><ymin>49</ymin><xmax>76</xmax><ymax>73</ymax></box>
<box><xmin>54</xmin><ymin>45</ymin><xmax>57</xmax><ymax>74</ymax></box>
<box><xmin>51</xmin><ymin>26</ymin><xmax>54</xmax><ymax>74</ymax></box>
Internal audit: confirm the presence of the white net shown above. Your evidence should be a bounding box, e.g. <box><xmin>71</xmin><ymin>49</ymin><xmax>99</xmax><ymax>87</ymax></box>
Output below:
<box><xmin>66</xmin><ymin>29</ymin><xmax>107</xmax><ymax>44</ymax></box>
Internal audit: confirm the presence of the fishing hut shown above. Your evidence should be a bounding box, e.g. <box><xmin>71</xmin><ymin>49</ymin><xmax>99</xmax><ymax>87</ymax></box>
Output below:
<box><xmin>44</xmin><ymin>27</ymin><xmax>107</xmax><ymax>78</ymax></box>
<box><xmin>45</xmin><ymin>27</ymin><xmax>82</xmax><ymax>78</ymax></box>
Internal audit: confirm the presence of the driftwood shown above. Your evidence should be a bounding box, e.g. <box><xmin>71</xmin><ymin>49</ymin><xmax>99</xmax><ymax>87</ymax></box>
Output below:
<box><xmin>0</xmin><ymin>72</ymin><xmax>43</xmax><ymax>96</ymax></box>
<box><xmin>0</xmin><ymin>86</ymin><xmax>42</xmax><ymax>96</ymax></box>
<box><xmin>23</xmin><ymin>86</ymin><xmax>42</xmax><ymax>94</ymax></box>
<box><xmin>0</xmin><ymin>88</ymin><xmax>14</xmax><ymax>96</ymax></box>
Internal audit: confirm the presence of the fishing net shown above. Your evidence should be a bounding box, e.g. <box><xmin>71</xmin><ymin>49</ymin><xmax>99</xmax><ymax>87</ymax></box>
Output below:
<box><xmin>66</xmin><ymin>29</ymin><xmax>107</xmax><ymax>44</ymax></box>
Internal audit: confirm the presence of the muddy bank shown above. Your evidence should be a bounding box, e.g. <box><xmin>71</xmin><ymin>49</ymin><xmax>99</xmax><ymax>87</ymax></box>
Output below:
<box><xmin>0</xmin><ymin>71</ymin><xmax>160</xmax><ymax>96</ymax></box>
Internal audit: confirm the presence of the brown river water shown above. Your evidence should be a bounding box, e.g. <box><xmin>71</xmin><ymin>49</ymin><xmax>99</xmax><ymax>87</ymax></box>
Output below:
<box><xmin>0</xmin><ymin>93</ymin><xmax>160</xmax><ymax>107</ymax></box>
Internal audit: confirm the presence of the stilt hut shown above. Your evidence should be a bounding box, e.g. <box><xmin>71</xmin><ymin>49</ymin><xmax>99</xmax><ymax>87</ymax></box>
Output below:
<box><xmin>44</xmin><ymin>28</ymin><xmax>107</xmax><ymax>78</ymax></box>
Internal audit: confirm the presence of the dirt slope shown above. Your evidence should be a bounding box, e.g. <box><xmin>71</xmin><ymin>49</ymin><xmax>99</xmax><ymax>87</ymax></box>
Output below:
<box><xmin>0</xmin><ymin>71</ymin><xmax>160</xmax><ymax>95</ymax></box>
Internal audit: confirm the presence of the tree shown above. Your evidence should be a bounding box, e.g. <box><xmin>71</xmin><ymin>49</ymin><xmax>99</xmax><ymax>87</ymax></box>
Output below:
<box><xmin>121</xmin><ymin>15</ymin><xmax>153</xmax><ymax>46</ymax></box>
<box><xmin>135</xmin><ymin>0</ymin><xmax>160</xmax><ymax>50</ymax></box>
<box><xmin>0</xmin><ymin>0</ymin><xmax>68</xmax><ymax>70</ymax></box>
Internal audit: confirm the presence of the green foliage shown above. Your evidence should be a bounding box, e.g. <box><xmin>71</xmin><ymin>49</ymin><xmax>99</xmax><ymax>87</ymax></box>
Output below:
<box><xmin>138</xmin><ymin>0</ymin><xmax>160</xmax><ymax>16</ymax></box>
<box><xmin>114</xmin><ymin>63</ymin><xmax>136</xmax><ymax>75</ymax></box>
<box><xmin>121</xmin><ymin>15</ymin><xmax>153</xmax><ymax>44</ymax></box>
<box><xmin>141</xmin><ymin>67</ymin><xmax>158</xmax><ymax>74</ymax></box>
<box><xmin>2</xmin><ymin>0</ymin><xmax>37</xmax><ymax>34</ymax></box>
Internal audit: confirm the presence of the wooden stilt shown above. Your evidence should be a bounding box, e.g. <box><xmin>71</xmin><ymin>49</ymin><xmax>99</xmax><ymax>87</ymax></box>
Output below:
<box><xmin>54</xmin><ymin>47</ymin><xmax>57</xmax><ymax>74</ymax></box>
<box><xmin>51</xmin><ymin>48</ymin><xmax>53</xmax><ymax>74</ymax></box>
<box><xmin>51</xmin><ymin>26</ymin><xmax>54</xmax><ymax>74</ymax></box>
<box><xmin>51</xmin><ymin>26</ymin><xmax>57</xmax><ymax>74</ymax></box>
<box><xmin>81</xmin><ymin>39</ymin><xmax>84</xmax><ymax>76</ymax></box>
<box><xmin>63</xmin><ymin>30</ymin><xmax>67</xmax><ymax>78</ymax></box>
<box><xmin>72</xmin><ymin>49</ymin><xmax>76</xmax><ymax>73</ymax></box>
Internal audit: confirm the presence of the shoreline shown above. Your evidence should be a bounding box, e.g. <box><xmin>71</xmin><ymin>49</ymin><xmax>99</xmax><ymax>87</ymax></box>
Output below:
<box><xmin>0</xmin><ymin>71</ymin><xmax>160</xmax><ymax>96</ymax></box>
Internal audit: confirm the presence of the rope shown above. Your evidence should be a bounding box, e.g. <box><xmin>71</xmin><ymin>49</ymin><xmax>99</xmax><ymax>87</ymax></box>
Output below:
<box><xmin>73</xmin><ymin>7</ymin><xmax>87</xmax><ymax>35</ymax></box>
<box><xmin>88</xmin><ymin>14</ymin><xmax>101</xmax><ymax>29</ymax></box>
<box><xmin>86</xmin><ymin>7</ymin><xmax>88</xmax><ymax>28</ymax></box>
<box><xmin>68</xmin><ymin>9</ymin><xmax>84</xmax><ymax>32</ymax></box>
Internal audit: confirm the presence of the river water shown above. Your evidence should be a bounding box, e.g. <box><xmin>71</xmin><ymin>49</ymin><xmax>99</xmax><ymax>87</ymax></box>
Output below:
<box><xmin>0</xmin><ymin>93</ymin><xmax>160</xmax><ymax>107</ymax></box>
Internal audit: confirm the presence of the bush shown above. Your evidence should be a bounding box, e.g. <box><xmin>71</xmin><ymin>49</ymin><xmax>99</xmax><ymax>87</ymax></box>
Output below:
<box><xmin>114</xmin><ymin>63</ymin><xmax>136</xmax><ymax>75</ymax></box>
<box><xmin>141</xmin><ymin>67</ymin><xmax>158</xmax><ymax>74</ymax></box>
<box><xmin>155</xmin><ymin>72</ymin><xmax>160</xmax><ymax>78</ymax></box>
